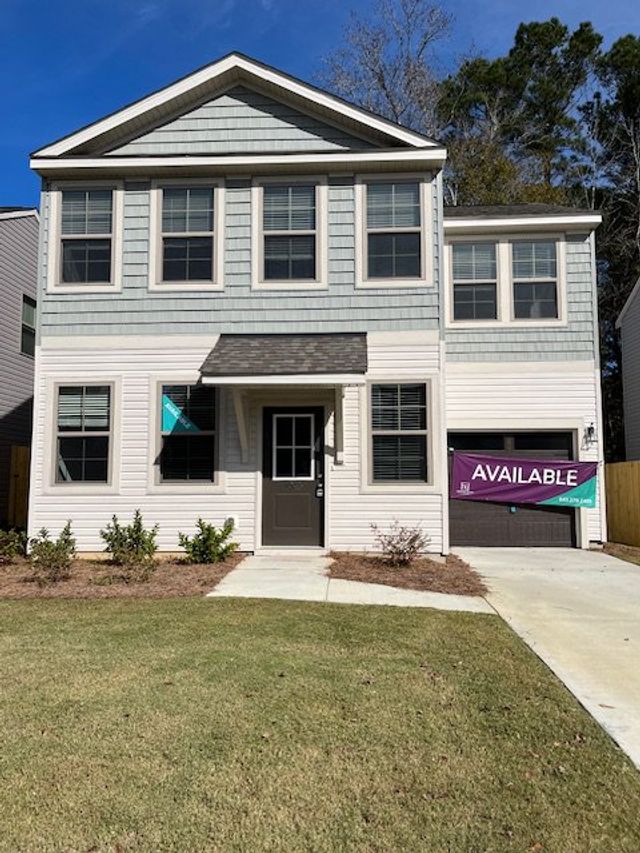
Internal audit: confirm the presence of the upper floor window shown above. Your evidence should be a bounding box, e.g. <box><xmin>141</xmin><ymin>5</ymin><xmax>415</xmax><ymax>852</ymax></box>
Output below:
<box><xmin>366</xmin><ymin>181</ymin><xmax>422</xmax><ymax>280</ymax></box>
<box><xmin>161</xmin><ymin>187</ymin><xmax>215</xmax><ymax>283</ymax></box>
<box><xmin>60</xmin><ymin>189</ymin><xmax>113</xmax><ymax>283</ymax></box>
<box><xmin>512</xmin><ymin>240</ymin><xmax>558</xmax><ymax>319</ymax></box>
<box><xmin>452</xmin><ymin>242</ymin><xmax>497</xmax><ymax>321</ymax></box>
<box><xmin>56</xmin><ymin>385</ymin><xmax>111</xmax><ymax>483</ymax></box>
<box><xmin>262</xmin><ymin>184</ymin><xmax>316</xmax><ymax>281</ymax></box>
<box><xmin>21</xmin><ymin>295</ymin><xmax>36</xmax><ymax>357</ymax></box>
<box><xmin>370</xmin><ymin>383</ymin><xmax>428</xmax><ymax>482</ymax></box>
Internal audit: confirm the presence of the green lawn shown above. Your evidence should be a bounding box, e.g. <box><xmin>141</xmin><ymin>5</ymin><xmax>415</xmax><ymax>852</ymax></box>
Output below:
<box><xmin>1</xmin><ymin>599</ymin><xmax>639</xmax><ymax>852</ymax></box>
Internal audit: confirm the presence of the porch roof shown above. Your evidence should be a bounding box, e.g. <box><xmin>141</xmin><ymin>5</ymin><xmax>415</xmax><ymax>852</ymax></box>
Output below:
<box><xmin>200</xmin><ymin>333</ymin><xmax>368</xmax><ymax>385</ymax></box>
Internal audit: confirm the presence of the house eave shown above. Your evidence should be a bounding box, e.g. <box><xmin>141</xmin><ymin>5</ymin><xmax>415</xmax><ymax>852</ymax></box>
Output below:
<box><xmin>30</xmin><ymin>148</ymin><xmax>447</xmax><ymax>178</ymax></box>
<box><xmin>200</xmin><ymin>374</ymin><xmax>366</xmax><ymax>386</ymax></box>
<box><xmin>444</xmin><ymin>214</ymin><xmax>602</xmax><ymax>233</ymax></box>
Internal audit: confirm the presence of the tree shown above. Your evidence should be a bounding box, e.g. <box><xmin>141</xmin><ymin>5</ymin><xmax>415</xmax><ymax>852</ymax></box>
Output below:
<box><xmin>321</xmin><ymin>0</ymin><xmax>451</xmax><ymax>138</ymax></box>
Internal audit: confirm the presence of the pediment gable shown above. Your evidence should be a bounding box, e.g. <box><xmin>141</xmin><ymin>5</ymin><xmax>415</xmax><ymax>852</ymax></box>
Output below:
<box><xmin>33</xmin><ymin>53</ymin><xmax>439</xmax><ymax>158</ymax></box>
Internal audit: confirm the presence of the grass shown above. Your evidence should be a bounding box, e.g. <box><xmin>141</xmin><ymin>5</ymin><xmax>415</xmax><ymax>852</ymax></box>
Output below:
<box><xmin>1</xmin><ymin>599</ymin><xmax>639</xmax><ymax>852</ymax></box>
<box><xmin>602</xmin><ymin>542</ymin><xmax>640</xmax><ymax>567</ymax></box>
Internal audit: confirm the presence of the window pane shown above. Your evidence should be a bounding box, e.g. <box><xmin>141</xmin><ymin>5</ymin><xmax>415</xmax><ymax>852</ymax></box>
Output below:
<box><xmin>453</xmin><ymin>283</ymin><xmax>497</xmax><ymax>321</ymax></box>
<box><xmin>276</xmin><ymin>416</ymin><xmax>294</xmax><ymax>446</ymax></box>
<box><xmin>62</xmin><ymin>239</ymin><xmax>111</xmax><ymax>283</ymax></box>
<box><xmin>275</xmin><ymin>448</ymin><xmax>294</xmax><ymax>478</ymax></box>
<box><xmin>452</xmin><ymin>242</ymin><xmax>496</xmax><ymax>281</ymax></box>
<box><xmin>162</xmin><ymin>187</ymin><xmax>214</xmax><ymax>233</ymax></box>
<box><xmin>57</xmin><ymin>385</ymin><xmax>110</xmax><ymax>433</ymax></box>
<box><xmin>57</xmin><ymin>436</ymin><xmax>109</xmax><ymax>483</ymax></box>
<box><xmin>512</xmin><ymin>241</ymin><xmax>556</xmax><ymax>279</ymax></box>
<box><xmin>400</xmin><ymin>384</ymin><xmax>426</xmax><ymax>430</ymax></box>
<box><xmin>372</xmin><ymin>435</ymin><xmax>427</xmax><ymax>481</ymax></box>
<box><xmin>368</xmin><ymin>233</ymin><xmax>420</xmax><ymax>278</ymax></box>
<box><xmin>295</xmin><ymin>416</ymin><xmax>312</xmax><ymax>446</ymax></box>
<box><xmin>264</xmin><ymin>235</ymin><xmax>315</xmax><ymax>280</ymax></box>
<box><xmin>22</xmin><ymin>295</ymin><xmax>36</xmax><ymax>328</ymax></box>
<box><xmin>514</xmin><ymin>282</ymin><xmax>558</xmax><ymax>319</ymax></box>
<box><xmin>372</xmin><ymin>384</ymin><xmax>399</xmax><ymax>430</ymax></box>
<box><xmin>162</xmin><ymin>237</ymin><xmax>213</xmax><ymax>281</ymax></box>
<box><xmin>367</xmin><ymin>182</ymin><xmax>420</xmax><ymax>229</ymax></box>
<box><xmin>61</xmin><ymin>190</ymin><xmax>112</xmax><ymax>235</ymax></box>
<box><xmin>21</xmin><ymin>326</ymin><xmax>35</xmax><ymax>357</ymax></box>
<box><xmin>160</xmin><ymin>434</ymin><xmax>215</xmax><ymax>481</ymax></box>
<box><xmin>294</xmin><ymin>447</ymin><xmax>312</xmax><ymax>478</ymax></box>
<box><xmin>263</xmin><ymin>185</ymin><xmax>315</xmax><ymax>231</ymax></box>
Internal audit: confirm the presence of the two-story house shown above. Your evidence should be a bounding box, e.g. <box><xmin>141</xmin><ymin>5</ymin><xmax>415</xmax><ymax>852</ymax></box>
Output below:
<box><xmin>0</xmin><ymin>206</ymin><xmax>38</xmax><ymax>528</ymax></box>
<box><xmin>27</xmin><ymin>53</ymin><xmax>606</xmax><ymax>553</ymax></box>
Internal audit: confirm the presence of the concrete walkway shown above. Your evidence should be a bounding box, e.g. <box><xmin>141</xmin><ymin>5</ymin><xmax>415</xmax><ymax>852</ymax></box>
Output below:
<box><xmin>208</xmin><ymin>553</ymin><xmax>493</xmax><ymax>613</ymax></box>
<box><xmin>457</xmin><ymin>547</ymin><xmax>640</xmax><ymax>769</ymax></box>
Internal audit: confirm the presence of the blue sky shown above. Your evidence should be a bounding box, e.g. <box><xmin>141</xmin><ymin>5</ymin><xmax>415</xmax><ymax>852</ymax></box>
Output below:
<box><xmin>3</xmin><ymin>0</ymin><xmax>639</xmax><ymax>204</ymax></box>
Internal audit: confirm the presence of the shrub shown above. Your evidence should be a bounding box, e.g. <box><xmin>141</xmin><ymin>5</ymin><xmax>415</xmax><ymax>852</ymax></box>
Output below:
<box><xmin>371</xmin><ymin>520</ymin><xmax>431</xmax><ymax>566</ymax></box>
<box><xmin>100</xmin><ymin>510</ymin><xmax>159</xmax><ymax>582</ymax></box>
<box><xmin>178</xmin><ymin>517</ymin><xmax>238</xmax><ymax>564</ymax></box>
<box><xmin>29</xmin><ymin>522</ymin><xmax>76</xmax><ymax>585</ymax></box>
<box><xmin>0</xmin><ymin>529</ymin><xmax>27</xmax><ymax>565</ymax></box>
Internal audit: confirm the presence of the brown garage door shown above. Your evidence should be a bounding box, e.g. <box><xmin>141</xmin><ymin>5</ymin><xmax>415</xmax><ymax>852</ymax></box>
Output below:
<box><xmin>448</xmin><ymin>432</ymin><xmax>576</xmax><ymax>547</ymax></box>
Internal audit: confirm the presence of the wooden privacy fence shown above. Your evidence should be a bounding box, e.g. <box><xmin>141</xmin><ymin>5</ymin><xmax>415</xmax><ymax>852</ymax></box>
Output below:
<box><xmin>8</xmin><ymin>445</ymin><xmax>30</xmax><ymax>529</ymax></box>
<box><xmin>605</xmin><ymin>461</ymin><xmax>640</xmax><ymax>546</ymax></box>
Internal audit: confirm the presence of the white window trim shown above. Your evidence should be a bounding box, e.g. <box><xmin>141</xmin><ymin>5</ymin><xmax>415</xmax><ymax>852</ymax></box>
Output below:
<box><xmin>355</xmin><ymin>172</ymin><xmax>433</xmax><ymax>289</ymax></box>
<box><xmin>44</xmin><ymin>377</ymin><xmax>121</xmax><ymax>495</ymax></box>
<box><xmin>46</xmin><ymin>181</ymin><xmax>124</xmax><ymax>294</ymax></box>
<box><xmin>271</xmin><ymin>413</ymin><xmax>315</xmax><ymax>481</ymax></box>
<box><xmin>148</xmin><ymin>178</ymin><xmax>224</xmax><ymax>292</ymax></box>
<box><xmin>445</xmin><ymin>233</ymin><xmax>568</xmax><ymax>328</ymax></box>
<box><xmin>147</xmin><ymin>376</ymin><xmax>226</xmax><ymax>494</ymax></box>
<box><xmin>251</xmin><ymin>175</ymin><xmax>328</xmax><ymax>291</ymax></box>
<box><xmin>359</xmin><ymin>375</ymin><xmax>441</xmax><ymax>494</ymax></box>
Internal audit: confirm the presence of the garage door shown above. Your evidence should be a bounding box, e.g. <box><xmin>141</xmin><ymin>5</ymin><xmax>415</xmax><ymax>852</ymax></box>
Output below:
<box><xmin>448</xmin><ymin>432</ymin><xmax>576</xmax><ymax>547</ymax></box>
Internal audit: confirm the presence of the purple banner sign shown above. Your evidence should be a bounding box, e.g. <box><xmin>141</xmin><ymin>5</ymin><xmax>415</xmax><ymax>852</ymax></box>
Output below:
<box><xmin>450</xmin><ymin>452</ymin><xmax>598</xmax><ymax>508</ymax></box>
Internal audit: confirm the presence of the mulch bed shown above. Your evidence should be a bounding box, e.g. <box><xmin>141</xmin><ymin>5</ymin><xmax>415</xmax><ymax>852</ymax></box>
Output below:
<box><xmin>329</xmin><ymin>551</ymin><xmax>488</xmax><ymax>596</ymax></box>
<box><xmin>0</xmin><ymin>553</ymin><xmax>245</xmax><ymax>599</ymax></box>
<box><xmin>601</xmin><ymin>542</ymin><xmax>640</xmax><ymax>567</ymax></box>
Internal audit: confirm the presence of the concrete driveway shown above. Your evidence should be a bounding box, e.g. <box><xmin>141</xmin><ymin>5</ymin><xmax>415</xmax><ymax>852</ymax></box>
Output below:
<box><xmin>457</xmin><ymin>547</ymin><xmax>640</xmax><ymax>769</ymax></box>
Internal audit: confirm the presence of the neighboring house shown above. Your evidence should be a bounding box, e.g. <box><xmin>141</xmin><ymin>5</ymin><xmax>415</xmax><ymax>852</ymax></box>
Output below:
<box><xmin>0</xmin><ymin>207</ymin><xmax>38</xmax><ymax>527</ymax></box>
<box><xmin>617</xmin><ymin>276</ymin><xmax>640</xmax><ymax>459</ymax></box>
<box><xmin>27</xmin><ymin>53</ymin><xmax>606</xmax><ymax>552</ymax></box>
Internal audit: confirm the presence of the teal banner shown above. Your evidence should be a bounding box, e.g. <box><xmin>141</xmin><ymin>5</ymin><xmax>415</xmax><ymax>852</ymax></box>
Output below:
<box><xmin>162</xmin><ymin>395</ymin><xmax>199</xmax><ymax>433</ymax></box>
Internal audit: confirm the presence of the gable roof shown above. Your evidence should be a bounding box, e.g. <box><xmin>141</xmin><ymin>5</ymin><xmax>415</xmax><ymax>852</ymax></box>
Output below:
<box><xmin>0</xmin><ymin>207</ymin><xmax>39</xmax><ymax>222</ymax></box>
<box><xmin>33</xmin><ymin>52</ymin><xmax>440</xmax><ymax>159</ymax></box>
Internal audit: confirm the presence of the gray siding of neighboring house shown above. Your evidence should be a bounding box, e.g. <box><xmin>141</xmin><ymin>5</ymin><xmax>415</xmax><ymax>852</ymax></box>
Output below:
<box><xmin>39</xmin><ymin>178</ymin><xmax>441</xmax><ymax>336</ymax></box>
<box><xmin>621</xmin><ymin>291</ymin><xmax>640</xmax><ymax>460</ymax></box>
<box><xmin>0</xmin><ymin>215</ymin><xmax>38</xmax><ymax>524</ymax></box>
<box><xmin>109</xmin><ymin>86</ymin><xmax>375</xmax><ymax>155</ymax></box>
<box><xmin>446</xmin><ymin>234</ymin><xmax>595</xmax><ymax>362</ymax></box>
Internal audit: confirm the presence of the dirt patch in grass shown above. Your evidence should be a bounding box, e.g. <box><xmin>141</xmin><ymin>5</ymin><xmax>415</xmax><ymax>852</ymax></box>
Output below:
<box><xmin>329</xmin><ymin>551</ymin><xmax>488</xmax><ymax>596</ymax></box>
<box><xmin>0</xmin><ymin>553</ymin><xmax>244</xmax><ymax>598</ymax></box>
<box><xmin>601</xmin><ymin>542</ymin><xmax>640</xmax><ymax>567</ymax></box>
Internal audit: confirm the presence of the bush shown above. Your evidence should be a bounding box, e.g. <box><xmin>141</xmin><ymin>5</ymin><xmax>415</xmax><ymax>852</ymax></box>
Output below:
<box><xmin>29</xmin><ymin>522</ymin><xmax>76</xmax><ymax>585</ymax></box>
<box><xmin>178</xmin><ymin>517</ymin><xmax>238</xmax><ymax>564</ymax></box>
<box><xmin>0</xmin><ymin>529</ymin><xmax>27</xmax><ymax>565</ymax></box>
<box><xmin>100</xmin><ymin>510</ymin><xmax>159</xmax><ymax>582</ymax></box>
<box><xmin>371</xmin><ymin>520</ymin><xmax>431</xmax><ymax>566</ymax></box>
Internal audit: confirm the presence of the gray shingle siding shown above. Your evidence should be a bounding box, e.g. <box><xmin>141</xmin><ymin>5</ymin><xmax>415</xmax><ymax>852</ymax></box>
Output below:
<box><xmin>0</xmin><ymin>214</ymin><xmax>38</xmax><ymax>524</ymax></box>
<box><xmin>109</xmin><ymin>86</ymin><xmax>375</xmax><ymax>155</ymax></box>
<box><xmin>39</xmin><ymin>178</ymin><xmax>441</xmax><ymax>336</ymax></box>
<box><xmin>446</xmin><ymin>234</ymin><xmax>596</xmax><ymax>362</ymax></box>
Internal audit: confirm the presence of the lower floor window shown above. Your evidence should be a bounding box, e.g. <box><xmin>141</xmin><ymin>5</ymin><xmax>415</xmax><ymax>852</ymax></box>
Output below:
<box><xmin>56</xmin><ymin>385</ymin><xmax>111</xmax><ymax>483</ymax></box>
<box><xmin>159</xmin><ymin>384</ymin><xmax>216</xmax><ymax>481</ymax></box>
<box><xmin>370</xmin><ymin>383</ymin><xmax>428</xmax><ymax>482</ymax></box>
